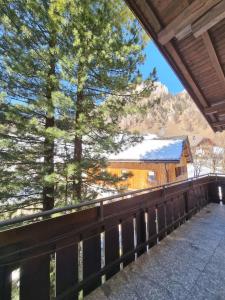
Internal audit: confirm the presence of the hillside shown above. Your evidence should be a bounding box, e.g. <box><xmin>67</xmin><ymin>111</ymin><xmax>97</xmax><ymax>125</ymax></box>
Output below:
<box><xmin>121</xmin><ymin>82</ymin><xmax>225</xmax><ymax>146</ymax></box>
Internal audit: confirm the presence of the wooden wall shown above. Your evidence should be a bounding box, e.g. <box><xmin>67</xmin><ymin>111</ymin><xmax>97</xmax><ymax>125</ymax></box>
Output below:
<box><xmin>107</xmin><ymin>153</ymin><xmax>188</xmax><ymax>190</ymax></box>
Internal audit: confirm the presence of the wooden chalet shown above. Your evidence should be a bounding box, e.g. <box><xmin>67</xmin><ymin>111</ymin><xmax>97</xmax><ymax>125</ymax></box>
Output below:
<box><xmin>125</xmin><ymin>0</ymin><xmax>225</xmax><ymax>132</ymax></box>
<box><xmin>108</xmin><ymin>136</ymin><xmax>192</xmax><ymax>190</ymax></box>
<box><xmin>193</xmin><ymin>137</ymin><xmax>216</xmax><ymax>148</ymax></box>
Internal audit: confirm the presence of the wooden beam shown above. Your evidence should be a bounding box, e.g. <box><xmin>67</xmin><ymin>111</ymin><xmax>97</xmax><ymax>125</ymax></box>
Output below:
<box><xmin>202</xmin><ymin>32</ymin><xmax>225</xmax><ymax>86</ymax></box>
<box><xmin>125</xmin><ymin>0</ymin><xmax>161</xmax><ymax>33</ymax></box>
<box><xmin>158</xmin><ymin>0</ymin><xmax>221</xmax><ymax>45</ymax></box>
<box><xmin>192</xmin><ymin>0</ymin><xmax>225</xmax><ymax>38</ymax></box>
<box><xmin>165</xmin><ymin>42</ymin><xmax>208</xmax><ymax>108</ymax></box>
<box><xmin>204</xmin><ymin>102</ymin><xmax>225</xmax><ymax>114</ymax></box>
<box><xmin>175</xmin><ymin>25</ymin><xmax>192</xmax><ymax>41</ymax></box>
<box><xmin>212</xmin><ymin>120</ymin><xmax>225</xmax><ymax>127</ymax></box>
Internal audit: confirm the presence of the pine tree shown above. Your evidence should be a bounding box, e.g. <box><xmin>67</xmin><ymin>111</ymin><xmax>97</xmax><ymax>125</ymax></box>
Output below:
<box><xmin>0</xmin><ymin>0</ymin><xmax>65</xmax><ymax>210</ymax></box>
<box><xmin>55</xmin><ymin>0</ymin><xmax>156</xmax><ymax>201</ymax></box>
<box><xmin>0</xmin><ymin>0</ymin><xmax>157</xmax><ymax>213</ymax></box>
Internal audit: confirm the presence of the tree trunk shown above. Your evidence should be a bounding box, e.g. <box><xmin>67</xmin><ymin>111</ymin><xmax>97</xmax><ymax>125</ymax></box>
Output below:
<box><xmin>73</xmin><ymin>90</ymin><xmax>83</xmax><ymax>202</ymax></box>
<box><xmin>73</xmin><ymin>135</ymin><xmax>82</xmax><ymax>201</ymax></box>
<box><xmin>43</xmin><ymin>117</ymin><xmax>55</xmax><ymax>210</ymax></box>
<box><xmin>43</xmin><ymin>32</ymin><xmax>56</xmax><ymax>211</ymax></box>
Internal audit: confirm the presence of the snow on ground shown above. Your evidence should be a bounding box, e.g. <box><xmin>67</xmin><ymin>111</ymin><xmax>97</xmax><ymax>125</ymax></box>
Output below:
<box><xmin>187</xmin><ymin>163</ymin><xmax>211</xmax><ymax>178</ymax></box>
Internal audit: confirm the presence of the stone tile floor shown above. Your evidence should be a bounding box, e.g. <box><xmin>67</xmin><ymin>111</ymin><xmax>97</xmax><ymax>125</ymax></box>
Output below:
<box><xmin>86</xmin><ymin>203</ymin><xmax>225</xmax><ymax>300</ymax></box>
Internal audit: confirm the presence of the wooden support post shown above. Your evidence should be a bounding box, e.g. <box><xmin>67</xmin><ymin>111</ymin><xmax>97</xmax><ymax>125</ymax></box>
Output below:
<box><xmin>0</xmin><ymin>266</ymin><xmax>11</xmax><ymax>300</ymax></box>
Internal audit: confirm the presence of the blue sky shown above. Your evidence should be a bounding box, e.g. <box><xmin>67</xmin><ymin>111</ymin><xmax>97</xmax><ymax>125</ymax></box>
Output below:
<box><xmin>140</xmin><ymin>41</ymin><xmax>184</xmax><ymax>95</ymax></box>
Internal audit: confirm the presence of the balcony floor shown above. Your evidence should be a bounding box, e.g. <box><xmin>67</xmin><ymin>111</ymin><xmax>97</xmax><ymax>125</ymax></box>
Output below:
<box><xmin>86</xmin><ymin>203</ymin><xmax>225</xmax><ymax>300</ymax></box>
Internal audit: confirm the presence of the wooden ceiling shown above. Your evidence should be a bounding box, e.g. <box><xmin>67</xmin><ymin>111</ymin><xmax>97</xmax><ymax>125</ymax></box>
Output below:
<box><xmin>125</xmin><ymin>0</ymin><xmax>225</xmax><ymax>132</ymax></box>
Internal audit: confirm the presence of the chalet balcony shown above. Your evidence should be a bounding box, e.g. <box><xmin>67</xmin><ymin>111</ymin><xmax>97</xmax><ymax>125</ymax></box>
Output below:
<box><xmin>0</xmin><ymin>174</ymin><xmax>225</xmax><ymax>300</ymax></box>
<box><xmin>87</xmin><ymin>203</ymin><xmax>225</xmax><ymax>300</ymax></box>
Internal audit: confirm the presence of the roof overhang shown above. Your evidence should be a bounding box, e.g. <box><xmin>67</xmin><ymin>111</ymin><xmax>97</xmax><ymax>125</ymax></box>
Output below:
<box><xmin>125</xmin><ymin>0</ymin><xmax>225</xmax><ymax>132</ymax></box>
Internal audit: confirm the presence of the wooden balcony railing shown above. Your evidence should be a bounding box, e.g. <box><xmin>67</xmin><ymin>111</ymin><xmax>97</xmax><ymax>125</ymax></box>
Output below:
<box><xmin>0</xmin><ymin>174</ymin><xmax>224</xmax><ymax>300</ymax></box>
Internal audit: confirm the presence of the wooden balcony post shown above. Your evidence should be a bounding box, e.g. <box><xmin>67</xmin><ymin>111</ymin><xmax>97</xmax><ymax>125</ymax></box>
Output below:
<box><xmin>0</xmin><ymin>266</ymin><xmax>11</xmax><ymax>300</ymax></box>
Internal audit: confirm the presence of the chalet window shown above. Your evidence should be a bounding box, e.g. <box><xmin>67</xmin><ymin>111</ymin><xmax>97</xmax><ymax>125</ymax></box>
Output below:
<box><xmin>121</xmin><ymin>169</ymin><xmax>128</xmax><ymax>180</ymax></box>
<box><xmin>147</xmin><ymin>170</ymin><xmax>156</xmax><ymax>182</ymax></box>
<box><xmin>175</xmin><ymin>166</ymin><xmax>186</xmax><ymax>177</ymax></box>
<box><xmin>175</xmin><ymin>167</ymin><xmax>181</xmax><ymax>177</ymax></box>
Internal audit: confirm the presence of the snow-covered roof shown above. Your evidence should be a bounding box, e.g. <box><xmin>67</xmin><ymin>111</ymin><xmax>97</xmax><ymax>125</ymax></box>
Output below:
<box><xmin>109</xmin><ymin>135</ymin><xmax>190</xmax><ymax>162</ymax></box>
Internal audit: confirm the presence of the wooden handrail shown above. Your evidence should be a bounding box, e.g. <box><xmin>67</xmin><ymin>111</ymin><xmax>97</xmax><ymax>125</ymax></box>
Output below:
<box><xmin>0</xmin><ymin>174</ymin><xmax>224</xmax><ymax>300</ymax></box>
<box><xmin>0</xmin><ymin>173</ymin><xmax>220</xmax><ymax>229</ymax></box>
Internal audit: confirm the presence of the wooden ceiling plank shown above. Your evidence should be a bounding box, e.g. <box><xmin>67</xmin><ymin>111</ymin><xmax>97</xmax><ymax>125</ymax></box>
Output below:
<box><xmin>202</xmin><ymin>32</ymin><xmax>225</xmax><ymax>87</ymax></box>
<box><xmin>158</xmin><ymin>0</ymin><xmax>221</xmax><ymax>45</ymax></box>
<box><xmin>212</xmin><ymin>120</ymin><xmax>225</xmax><ymax>127</ymax></box>
<box><xmin>135</xmin><ymin>0</ymin><xmax>161</xmax><ymax>32</ymax></box>
<box><xmin>166</xmin><ymin>42</ymin><xmax>208</xmax><ymax>108</ymax></box>
<box><xmin>125</xmin><ymin>0</ymin><xmax>161</xmax><ymax>33</ymax></box>
<box><xmin>204</xmin><ymin>102</ymin><xmax>225</xmax><ymax>114</ymax></box>
<box><xmin>192</xmin><ymin>0</ymin><xmax>225</xmax><ymax>38</ymax></box>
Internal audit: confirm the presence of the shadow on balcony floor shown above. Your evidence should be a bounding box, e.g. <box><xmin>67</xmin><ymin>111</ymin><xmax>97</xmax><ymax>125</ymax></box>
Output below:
<box><xmin>86</xmin><ymin>203</ymin><xmax>225</xmax><ymax>300</ymax></box>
